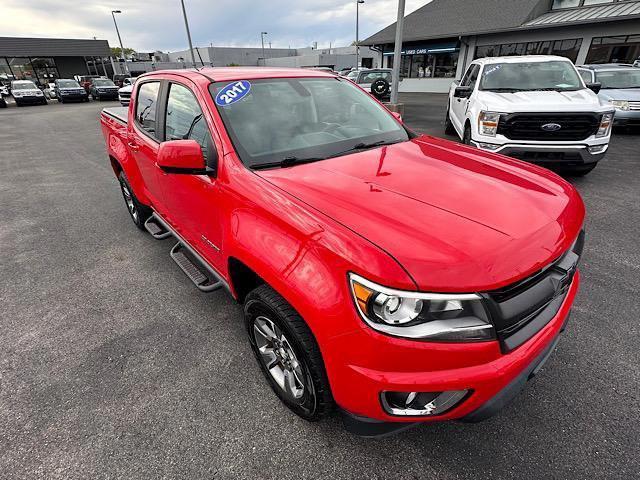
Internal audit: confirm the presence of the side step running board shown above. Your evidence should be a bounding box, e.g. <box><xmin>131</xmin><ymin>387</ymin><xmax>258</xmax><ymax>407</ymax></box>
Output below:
<box><xmin>170</xmin><ymin>242</ymin><xmax>224</xmax><ymax>292</ymax></box>
<box><xmin>144</xmin><ymin>216</ymin><xmax>172</xmax><ymax>239</ymax></box>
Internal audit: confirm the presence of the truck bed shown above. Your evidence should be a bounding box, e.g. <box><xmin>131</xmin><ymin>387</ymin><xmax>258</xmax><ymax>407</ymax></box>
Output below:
<box><xmin>102</xmin><ymin>106</ymin><xmax>128</xmax><ymax>125</ymax></box>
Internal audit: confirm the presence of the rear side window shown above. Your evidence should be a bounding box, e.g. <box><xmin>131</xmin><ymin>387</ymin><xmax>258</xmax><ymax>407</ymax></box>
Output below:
<box><xmin>578</xmin><ymin>69</ymin><xmax>593</xmax><ymax>84</ymax></box>
<box><xmin>165</xmin><ymin>83</ymin><xmax>212</xmax><ymax>162</ymax></box>
<box><xmin>135</xmin><ymin>81</ymin><xmax>160</xmax><ymax>138</ymax></box>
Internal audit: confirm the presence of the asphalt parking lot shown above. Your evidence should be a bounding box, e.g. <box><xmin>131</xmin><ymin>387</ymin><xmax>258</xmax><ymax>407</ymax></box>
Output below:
<box><xmin>1</xmin><ymin>96</ymin><xmax>639</xmax><ymax>480</ymax></box>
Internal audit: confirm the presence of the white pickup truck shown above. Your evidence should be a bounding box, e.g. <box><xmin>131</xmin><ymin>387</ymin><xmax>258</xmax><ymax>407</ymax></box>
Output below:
<box><xmin>445</xmin><ymin>55</ymin><xmax>614</xmax><ymax>176</ymax></box>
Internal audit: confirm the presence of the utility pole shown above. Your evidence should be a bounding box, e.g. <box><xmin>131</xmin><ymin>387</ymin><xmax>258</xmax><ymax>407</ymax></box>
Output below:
<box><xmin>389</xmin><ymin>0</ymin><xmax>405</xmax><ymax>109</ymax></box>
<box><xmin>355</xmin><ymin>0</ymin><xmax>365</xmax><ymax>69</ymax></box>
<box><xmin>261</xmin><ymin>32</ymin><xmax>268</xmax><ymax>66</ymax></box>
<box><xmin>111</xmin><ymin>10</ymin><xmax>128</xmax><ymax>74</ymax></box>
<box><xmin>180</xmin><ymin>0</ymin><xmax>198</xmax><ymax>68</ymax></box>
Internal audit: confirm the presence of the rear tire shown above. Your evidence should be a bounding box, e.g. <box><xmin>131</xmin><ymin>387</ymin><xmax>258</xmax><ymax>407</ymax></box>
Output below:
<box><xmin>118</xmin><ymin>171</ymin><xmax>152</xmax><ymax>230</ymax></box>
<box><xmin>244</xmin><ymin>284</ymin><xmax>333</xmax><ymax>421</ymax></box>
<box><xmin>444</xmin><ymin>104</ymin><xmax>456</xmax><ymax>135</ymax></box>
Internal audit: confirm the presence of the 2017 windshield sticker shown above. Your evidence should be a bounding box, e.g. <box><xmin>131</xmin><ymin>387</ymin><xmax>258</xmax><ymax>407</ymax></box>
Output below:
<box><xmin>215</xmin><ymin>81</ymin><xmax>251</xmax><ymax>106</ymax></box>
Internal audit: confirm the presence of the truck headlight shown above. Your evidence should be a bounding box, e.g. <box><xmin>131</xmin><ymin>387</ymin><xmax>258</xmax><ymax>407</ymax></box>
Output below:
<box><xmin>349</xmin><ymin>273</ymin><xmax>495</xmax><ymax>342</ymax></box>
<box><xmin>478</xmin><ymin>111</ymin><xmax>501</xmax><ymax>137</ymax></box>
<box><xmin>609</xmin><ymin>100</ymin><xmax>629</xmax><ymax>111</ymax></box>
<box><xmin>596</xmin><ymin>112</ymin><xmax>614</xmax><ymax>137</ymax></box>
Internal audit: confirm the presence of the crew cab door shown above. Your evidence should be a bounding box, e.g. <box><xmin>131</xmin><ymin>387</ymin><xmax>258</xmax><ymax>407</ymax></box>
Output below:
<box><xmin>450</xmin><ymin>64</ymin><xmax>480</xmax><ymax>135</ymax></box>
<box><xmin>128</xmin><ymin>80</ymin><xmax>166</xmax><ymax>212</ymax></box>
<box><xmin>155</xmin><ymin>77</ymin><xmax>225</xmax><ymax>272</ymax></box>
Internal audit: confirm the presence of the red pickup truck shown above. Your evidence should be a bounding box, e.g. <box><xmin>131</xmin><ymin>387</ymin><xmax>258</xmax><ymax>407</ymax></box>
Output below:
<box><xmin>100</xmin><ymin>67</ymin><xmax>585</xmax><ymax>436</ymax></box>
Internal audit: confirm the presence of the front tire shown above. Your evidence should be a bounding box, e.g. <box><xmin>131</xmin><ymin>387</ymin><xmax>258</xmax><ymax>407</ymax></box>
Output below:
<box><xmin>244</xmin><ymin>284</ymin><xmax>333</xmax><ymax>421</ymax></box>
<box><xmin>118</xmin><ymin>171</ymin><xmax>152</xmax><ymax>230</ymax></box>
<box><xmin>562</xmin><ymin>163</ymin><xmax>598</xmax><ymax>177</ymax></box>
<box><xmin>444</xmin><ymin>104</ymin><xmax>456</xmax><ymax>135</ymax></box>
<box><xmin>463</xmin><ymin>124</ymin><xmax>472</xmax><ymax>145</ymax></box>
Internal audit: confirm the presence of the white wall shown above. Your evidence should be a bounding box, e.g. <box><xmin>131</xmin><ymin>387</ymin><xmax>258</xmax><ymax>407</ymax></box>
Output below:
<box><xmin>398</xmin><ymin>78</ymin><xmax>455</xmax><ymax>93</ymax></box>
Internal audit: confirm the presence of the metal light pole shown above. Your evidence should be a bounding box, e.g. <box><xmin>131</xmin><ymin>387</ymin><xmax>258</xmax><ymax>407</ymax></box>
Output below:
<box><xmin>180</xmin><ymin>0</ymin><xmax>198</xmax><ymax>68</ymax></box>
<box><xmin>261</xmin><ymin>32</ymin><xmax>268</xmax><ymax>66</ymax></box>
<box><xmin>111</xmin><ymin>10</ymin><xmax>128</xmax><ymax>74</ymax></box>
<box><xmin>355</xmin><ymin>0</ymin><xmax>365</xmax><ymax>70</ymax></box>
<box><xmin>390</xmin><ymin>0</ymin><xmax>405</xmax><ymax>107</ymax></box>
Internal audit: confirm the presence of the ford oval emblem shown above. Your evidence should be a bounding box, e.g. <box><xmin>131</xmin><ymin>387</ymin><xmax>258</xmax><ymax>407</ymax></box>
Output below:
<box><xmin>541</xmin><ymin>123</ymin><xmax>562</xmax><ymax>132</ymax></box>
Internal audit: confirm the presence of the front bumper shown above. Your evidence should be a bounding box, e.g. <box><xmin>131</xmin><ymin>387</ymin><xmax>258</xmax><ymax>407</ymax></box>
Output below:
<box><xmin>60</xmin><ymin>93</ymin><xmax>88</xmax><ymax>101</ymax></box>
<box><xmin>96</xmin><ymin>91</ymin><xmax>119</xmax><ymax>99</ymax></box>
<box><xmin>472</xmin><ymin>141</ymin><xmax>608</xmax><ymax>164</ymax></box>
<box><xmin>328</xmin><ymin>271</ymin><xmax>579</xmax><ymax>435</ymax></box>
<box><xmin>14</xmin><ymin>95</ymin><xmax>45</xmax><ymax>104</ymax></box>
<box><xmin>612</xmin><ymin>109</ymin><xmax>640</xmax><ymax>127</ymax></box>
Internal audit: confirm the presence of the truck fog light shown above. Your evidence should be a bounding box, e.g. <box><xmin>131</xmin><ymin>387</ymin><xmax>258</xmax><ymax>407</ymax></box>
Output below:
<box><xmin>588</xmin><ymin>144</ymin><xmax>608</xmax><ymax>154</ymax></box>
<box><xmin>381</xmin><ymin>390</ymin><xmax>469</xmax><ymax>416</ymax></box>
<box><xmin>475</xmin><ymin>142</ymin><xmax>501</xmax><ymax>151</ymax></box>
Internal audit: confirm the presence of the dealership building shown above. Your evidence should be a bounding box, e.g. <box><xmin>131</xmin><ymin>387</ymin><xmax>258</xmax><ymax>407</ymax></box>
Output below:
<box><xmin>0</xmin><ymin>37</ymin><xmax>112</xmax><ymax>85</ymax></box>
<box><xmin>362</xmin><ymin>0</ymin><xmax>640</xmax><ymax>92</ymax></box>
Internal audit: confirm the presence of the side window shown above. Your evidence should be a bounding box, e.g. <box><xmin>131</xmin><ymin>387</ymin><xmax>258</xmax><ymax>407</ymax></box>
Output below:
<box><xmin>578</xmin><ymin>69</ymin><xmax>593</xmax><ymax>84</ymax></box>
<box><xmin>135</xmin><ymin>81</ymin><xmax>160</xmax><ymax>138</ymax></box>
<box><xmin>461</xmin><ymin>65</ymin><xmax>480</xmax><ymax>88</ymax></box>
<box><xmin>165</xmin><ymin>83</ymin><xmax>212</xmax><ymax>161</ymax></box>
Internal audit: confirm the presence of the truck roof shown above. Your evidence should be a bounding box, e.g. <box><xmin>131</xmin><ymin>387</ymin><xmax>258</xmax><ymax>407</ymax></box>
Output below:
<box><xmin>473</xmin><ymin>55</ymin><xmax>573</xmax><ymax>65</ymax></box>
<box><xmin>139</xmin><ymin>67</ymin><xmax>335</xmax><ymax>83</ymax></box>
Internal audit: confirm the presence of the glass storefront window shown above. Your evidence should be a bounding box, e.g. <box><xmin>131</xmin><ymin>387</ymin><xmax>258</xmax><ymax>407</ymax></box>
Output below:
<box><xmin>0</xmin><ymin>58</ymin><xmax>14</xmax><ymax>84</ymax></box>
<box><xmin>7</xmin><ymin>57</ymin><xmax>36</xmax><ymax>82</ymax></box>
<box><xmin>386</xmin><ymin>50</ymin><xmax>458</xmax><ymax>79</ymax></box>
<box><xmin>475</xmin><ymin>38</ymin><xmax>582</xmax><ymax>63</ymax></box>
<box><xmin>586</xmin><ymin>35</ymin><xmax>640</xmax><ymax>64</ymax></box>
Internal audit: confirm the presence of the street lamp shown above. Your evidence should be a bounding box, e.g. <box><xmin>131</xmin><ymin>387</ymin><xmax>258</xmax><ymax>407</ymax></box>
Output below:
<box><xmin>180</xmin><ymin>0</ymin><xmax>198</xmax><ymax>68</ymax></box>
<box><xmin>390</xmin><ymin>0</ymin><xmax>405</xmax><ymax>107</ymax></box>
<box><xmin>355</xmin><ymin>0</ymin><xmax>365</xmax><ymax>70</ymax></box>
<box><xmin>261</xmin><ymin>32</ymin><xmax>268</xmax><ymax>66</ymax></box>
<box><xmin>111</xmin><ymin>10</ymin><xmax>128</xmax><ymax>74</ymax></box>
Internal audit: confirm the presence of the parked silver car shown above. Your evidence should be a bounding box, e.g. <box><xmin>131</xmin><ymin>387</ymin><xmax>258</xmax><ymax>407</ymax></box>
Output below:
<box><xmin>578</xmin><ymin>65</ymin><xmax>640</xmax><ymax>127</ymax></box>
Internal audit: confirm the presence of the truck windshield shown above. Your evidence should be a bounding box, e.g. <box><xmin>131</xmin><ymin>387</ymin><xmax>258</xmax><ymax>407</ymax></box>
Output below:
<box><xmin>479</xmin><ymin>61</ymin><xmax>583</xmax><ymax>92</ymax></box>
<box><xmin>596</xmin><ymin>70</ymin><xmax>640</xmax><ymax>89</ymax></box>
<box><xmin>210</xmin><ymin>77</ymin><xmax>409</xmax><ymax>169</ymax></box>
<box><xmin>94</xmin><ymin>79</ymin><xmax>115</xmax><ymax>87</ymax></box>
<box><xmin>58</xmin><ymin>80</ymin><xmax>80</xmax><ymax>88</ymax></box>
<box><xmin>12</xmin><ymin>82</ymin><xmax>37</xmax><ymax>90</ymax></box>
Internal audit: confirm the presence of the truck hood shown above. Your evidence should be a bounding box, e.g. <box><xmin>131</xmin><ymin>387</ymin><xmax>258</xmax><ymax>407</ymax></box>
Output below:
<box><xmin>257</xmin><ymin>136</ymin><xmax>584</xmax><ymax>292</ymax></box>
<box><xmin>598</xmin><ymin>88</ymin><xmax>640</xmax><ymax>102</ymax></box>
<box><xmin>477</xmin><ymin>89</ymin><xmax>604</xmax><ymax>113</ymax></box>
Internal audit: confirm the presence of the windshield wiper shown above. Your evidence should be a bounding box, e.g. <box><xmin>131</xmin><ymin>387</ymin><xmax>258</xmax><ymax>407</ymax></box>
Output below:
<box><xmin>483</xmin><ymin>88</ymin><xmax>526</xmax><ymax>92</ymax></box>
<box><xmin>328</xmin><ymin>139</ymin><xmax>403</xmax><ymax>158</ymax></box>
<box><xmin>250</xmin><ymin>156</ymin><xmax>326</xmax><ymax>170</ymax></box>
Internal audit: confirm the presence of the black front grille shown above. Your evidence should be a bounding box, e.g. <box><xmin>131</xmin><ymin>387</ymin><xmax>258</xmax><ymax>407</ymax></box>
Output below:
<box><xmin>498</xmin><ymin>113</ymin><xmax>600</xmax><ymax>141</ymax></box>
<box><xmin>483</xmin><ymin>230</ymin><xmax>584</xmax><ymax>352</ymax></box>
<box><xmin>119</xmin><ymin>92</ymin><xmax>131</xmax><ymax>98</ymax></box>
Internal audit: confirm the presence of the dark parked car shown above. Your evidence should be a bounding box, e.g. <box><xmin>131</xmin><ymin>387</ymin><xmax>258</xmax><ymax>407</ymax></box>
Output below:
<box><xmin>76</xmin><ymin>75</ymin><xmax>104</xmax><ymax>93</ymax></box>
<box><xmin>54</xmin><ymin>79</ymin><xmax>89</xmax><ymax>103</ymax></box>
<box><xmin>0</xmin><ymin>94</ymin><xmax>6</xmax><ymax>108</ymax></box>
<box><xmin>90</xmin><ymin>78</ymin><xmax>119</xmax><ymax>100</ymax></box>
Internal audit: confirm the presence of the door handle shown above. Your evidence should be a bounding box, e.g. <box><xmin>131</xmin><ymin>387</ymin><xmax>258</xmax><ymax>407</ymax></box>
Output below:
<box><xmin>128</xmin><ymin>141</ymin><xmax>140</xmax><ymax>152</ymax></box>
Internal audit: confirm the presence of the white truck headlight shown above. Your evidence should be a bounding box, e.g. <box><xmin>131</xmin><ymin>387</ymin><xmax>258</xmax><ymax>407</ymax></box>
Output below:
<box><xmin>349</xmin><ymin>273</ymin><xmax>495</xmax><ymax>342</ymax></box>
<box><xmin>478</xmin><ymin>111</ymin><xmax>501</xmax><ymax>137</ymax></box>
<box><xmin>596</xmin><ymin>112</ymin><xmax>614</xmax><ymax>138</ymax></box>
<box><xmin>609</xmin><ymin>100</ymin><xmax>629</xmax><ymax>111</ymax></box>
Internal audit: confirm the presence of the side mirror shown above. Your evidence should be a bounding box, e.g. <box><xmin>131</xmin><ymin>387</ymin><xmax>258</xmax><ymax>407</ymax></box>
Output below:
<box><xmin>454</xmin><ymin>86</ymin><xmax>473</xmax><ymax>98</ymax></box>
<box><xmin>586</xmin><ymin>82</ymin><xmax>602</xmax><ymax>94</ymax></box>
<box><xmin>391</xmin><ymin>111</ymin><xmax>402</xmax><ymax>122</ymax></box>
<box><xmin>157</xmin><ymin>139</ymin><xmax>208</xmax><ymax>174</ymax></box>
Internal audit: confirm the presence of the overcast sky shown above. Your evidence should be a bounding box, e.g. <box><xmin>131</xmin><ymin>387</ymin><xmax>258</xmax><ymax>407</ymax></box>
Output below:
<box><xmin>4</xmin><ymin>0</ymin><xmax>428</xmax><ymax>53</ymax></box>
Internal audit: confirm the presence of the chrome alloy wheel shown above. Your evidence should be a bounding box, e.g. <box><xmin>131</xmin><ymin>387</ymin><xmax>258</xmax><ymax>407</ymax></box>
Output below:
<box><xmin>253</xmin><ymin>316</ymin><xmax>307</xmax><ymax>401</ymax></box>
<box><xmin>120</xmin><ymin>183</ymin><xmax>138</xmax><ymax>222</ymax></box>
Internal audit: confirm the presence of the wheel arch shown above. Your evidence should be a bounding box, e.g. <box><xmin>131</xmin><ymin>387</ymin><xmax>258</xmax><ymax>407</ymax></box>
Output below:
<box><xmin>227</xmin><ymin>256</ymin><xmax>265</xmax><ymax>303</ymax></box>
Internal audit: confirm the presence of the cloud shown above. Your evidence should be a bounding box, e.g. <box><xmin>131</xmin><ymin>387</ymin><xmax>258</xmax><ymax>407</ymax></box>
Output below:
<box><xmin>3</xmin><ymin>0</ymin><xmax>428</xmax><ymax>52</ymax></box>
